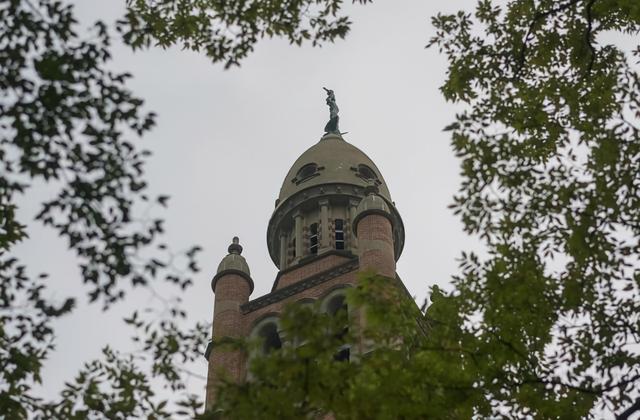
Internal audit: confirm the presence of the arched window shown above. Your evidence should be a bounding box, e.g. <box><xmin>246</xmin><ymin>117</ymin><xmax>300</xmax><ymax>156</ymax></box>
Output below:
<box><xmin>258</xmin><ymin>323</ymin><xmax>282</xmax><ymax>354</ymax></box>
<box><xmin>326</xmin><ymin>294</ymin><xmax>347</xmax><ymax>316</ymax></box>
<box><xmin>309</xmin><ymin>223</ymin><xmax>319</xmax><ymax>255</ymax></box>
<box><xmin>323</xmin><ymin>291</ymin><xmax>350</xmax><ymax>362</ymax></box>
<box><xmin>334</xmin><ymin>219</ymin><xmax>345</xmax><ymax>250</ymax></box>
<box><xmin>246</xmin><ymin>317</ymin><xmax>283</xmax><ymax>381</ymax></box>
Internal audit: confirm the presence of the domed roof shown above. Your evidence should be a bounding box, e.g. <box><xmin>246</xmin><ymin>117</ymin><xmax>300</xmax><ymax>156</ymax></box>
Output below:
<box><xmin>216</xmin><ymin>253</ymin><xmax>250</xmax><ymax>277</ymax></box>
<box><xmin>212</xmin><ymin>237</ymin><xmax>253</xmax><ymax>293</ymax></box>
<box><xmin>276</xmin><ymin>133</ymin><xmax>392</xmax><ymax>208</ymax></box>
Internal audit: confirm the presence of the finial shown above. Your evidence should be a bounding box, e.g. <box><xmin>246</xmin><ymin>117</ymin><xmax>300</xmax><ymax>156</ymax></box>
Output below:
<box><xmin>323</xmin><ymin>87</ymin><xmax>340</xmax><ymax>134</ymax></box>
<box><xmin>363</xmin><ymin>180</ymin><xmax>379</xmax><ymax>196</ymax></box>
<box><xmin>228</xmin><ymin>236</ymin><xmax>243</xmax><ymax>255</ymax></box>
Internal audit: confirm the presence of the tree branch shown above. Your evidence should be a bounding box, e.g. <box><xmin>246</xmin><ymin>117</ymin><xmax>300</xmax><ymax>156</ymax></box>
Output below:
<box><xmin>617</xmin><ymin>397</ymin><xmax>640</xmax><ymax>420</ymax></box>
<box><xmin>521</xmin><ymin>373</ymin><xmax>640</xmax><ymax>396</ymax></box>
<box><xmin>584</xmin><ymin>0</ymin><xmax>597</xmax><ymax>75</ymax></box>
<box><xmin>516</xmin><ymin>0</ymin><xmax>583</xmax><ymax>74</ymax></box>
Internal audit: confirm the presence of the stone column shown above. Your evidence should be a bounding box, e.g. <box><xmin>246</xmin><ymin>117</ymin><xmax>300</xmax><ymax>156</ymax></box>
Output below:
<box><xmin>279</xmin><ymin>232</ymin><xmax>287</xmax><ymax>269</ymax></box>
<box><xmin>293</xmin><ymin>210</ymin><xmax>303</xmax><ymax>262</ymax></box>
<box><xmin>319</xmin><ymin>199</ymin><xmax>330</xmax><ymax>253</ymax></box>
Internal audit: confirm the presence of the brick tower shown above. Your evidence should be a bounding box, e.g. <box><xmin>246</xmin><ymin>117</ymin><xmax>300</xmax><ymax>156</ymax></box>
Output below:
<box><xmin>204</xmin><ymin>124</ymin><xmax>407</xmax><ymax>409</ymax></box>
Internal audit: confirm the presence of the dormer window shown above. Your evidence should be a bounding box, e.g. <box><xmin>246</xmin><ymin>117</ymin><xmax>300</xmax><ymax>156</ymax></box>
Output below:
<box><xmin>357</xmin><ymin>164</ymin><xmax>377</xmax><ymax>181</ymax></box>
<box><xmin>351</xmin><ymin>164</ymin><xmax>381</xmax><ymax>185</ymax></box>
<box><xmin>325</xmin><ymin>293</ymin><xmax>349</xmax><ymax>362</ymax></box>
<box><xmin>299</xmin><ymin>163</ymin><xmax>317</xmax><ymax>179</ymax></box>
<box><xmin>292</xmin><ymin>163</ymin><xmax>324</xmax><ymax>185</ymax></box>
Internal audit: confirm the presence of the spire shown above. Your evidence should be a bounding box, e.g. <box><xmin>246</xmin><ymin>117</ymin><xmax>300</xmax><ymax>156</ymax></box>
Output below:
<box><xmin>228</xmin><ymin>236</ymin><xmax>243</xmax><ymax>255</ymax></box>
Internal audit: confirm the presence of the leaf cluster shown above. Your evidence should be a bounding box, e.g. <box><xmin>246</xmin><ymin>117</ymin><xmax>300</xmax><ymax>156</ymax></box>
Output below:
<box><xmin>1</xmin><ymin>0</ymin><xmax>202</xmax><ymax>416</ymax></box>
<box><xmin>429</xmin><ymin>0</ymin><xmax>640</xmax><ymax>416</ymax></box>
<box><xmin>119</xmin><ymin>0</ymin><xmax>372</xmax><ymax>68</ymax></box>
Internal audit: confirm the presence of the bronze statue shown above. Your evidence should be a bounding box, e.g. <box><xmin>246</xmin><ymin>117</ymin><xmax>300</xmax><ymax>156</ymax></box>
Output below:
<box><xmin>323</xmin><ymin>87</ymin><xmax>339</xmax><ymax>134</ymax></box>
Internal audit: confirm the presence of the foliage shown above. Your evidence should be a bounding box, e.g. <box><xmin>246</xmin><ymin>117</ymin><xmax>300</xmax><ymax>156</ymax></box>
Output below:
<box><xmin>38</xmin><ymin>346</ymin><xmax>201</xmax><ymax>419</ymax></box>
<box><xmin>428</xmin><ymin>0</ymin><xmax>640</xmax><ymax>417</ymax></box>
<box><xmin>3</xmin><ymin>0</ymin><xmax>640</xmax><ymax>418</ymax></box>
<box><xmin>0</xmin><ymin>0</ymin><xmax>202</xmax><ymax>416</ymax></box>
<box><xmin>119</xmin><ymin>0</ymin><xmax>372</xmax><ymax>68</ymax></box>
<box><xmin>210</xmin><ymin>274</ymin><xmax>443</xmax><ymax>419</ymax></box>
<box><xmin>210</xmin><ymin>1</ymin><xmax>640</xmax><ymax>419</ymax></box>
<box><xmin>208</xmin><ymin>274</ymin><xmax>490</xmax><ymax>419</ymax></box>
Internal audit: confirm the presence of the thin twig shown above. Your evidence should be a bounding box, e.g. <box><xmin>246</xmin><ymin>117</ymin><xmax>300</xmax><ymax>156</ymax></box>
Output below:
<box><xmin>584</xmin><ymin>0</ymin><xmax>597</xmax><ymax>75</ymax></box>
<box><xmin>617</xmin><ymin>397</ymin><xmax>640</xmax><ymax>420</ymax></box>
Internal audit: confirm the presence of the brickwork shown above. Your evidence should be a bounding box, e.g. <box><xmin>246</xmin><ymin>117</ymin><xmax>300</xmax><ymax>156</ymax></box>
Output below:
<box><xmin>244</xmin><ymin>270</ymin><xmax>358</xmax><ymax>333</ymax></box>
<box><xmin>356</xmin><ymin>214</ymin><xmax>396</xmax><ymax>278</ymax></box>
<box><xmin>206</xmin><ymin>214</ymin><xmax>397</xmax><ymax>410</ymax></box>
<box><xmin>205</xmin><ymin>274</ymin><xmax>251</xmax><ymax>409</ymax></box>
<box><xmin>275</xmin><ymin>253</ymin><xmax>352</xmax><ymax>290</ymax></box>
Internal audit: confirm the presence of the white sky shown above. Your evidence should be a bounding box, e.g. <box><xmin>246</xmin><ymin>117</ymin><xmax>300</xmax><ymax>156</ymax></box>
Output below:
<box><xmin>14</xmin><ymin>0</ymin><xmax>485</xmax><ymax>406</ymax></box>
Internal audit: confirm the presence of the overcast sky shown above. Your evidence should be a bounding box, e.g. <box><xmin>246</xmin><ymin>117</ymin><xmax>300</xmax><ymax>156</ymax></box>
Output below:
<box><xmin>14</xmin><ymin>0</ymin><xmax>485</xmax><ymax>405</ymax></box>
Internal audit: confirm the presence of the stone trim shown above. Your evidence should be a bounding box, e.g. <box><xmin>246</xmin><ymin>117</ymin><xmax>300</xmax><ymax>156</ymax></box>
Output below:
<box><xmin>242</xmin><ymin>258</ymin><xmax>359</xmax><ymax>314</ymax></box>
<box><xmin>211</xmin><ymin>269</ymin><xmax>255</xmax><ymax>294</ymax></box>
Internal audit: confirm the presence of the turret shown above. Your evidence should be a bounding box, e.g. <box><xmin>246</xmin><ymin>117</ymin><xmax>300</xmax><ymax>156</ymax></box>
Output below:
<box><xmin>205</xmin><ymin>237</ymin><xmax>253</xmax><ymax>409</ymax></box>
<box><xmin>353</xmin><ymin>184</ymin><xmax>396</xmax><ymax>278</ymax></box>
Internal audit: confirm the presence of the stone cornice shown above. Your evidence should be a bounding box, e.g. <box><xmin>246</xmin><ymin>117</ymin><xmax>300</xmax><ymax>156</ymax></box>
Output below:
<box><xmin>241</xmin><ymin>258</ymin><xmax>359</xmax><ymax>314</ymax></box>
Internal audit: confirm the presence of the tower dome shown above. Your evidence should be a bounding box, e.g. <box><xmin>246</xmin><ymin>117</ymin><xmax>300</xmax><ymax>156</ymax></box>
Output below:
<box><xmin>267</xmin><ymin>133</ymin><xmax>404</xmax><ymax>270</ymax></box>
<box><xmin>277</xmin><ymin>133</ymin><xmax>393</xmax><ymax>206</ymax></box>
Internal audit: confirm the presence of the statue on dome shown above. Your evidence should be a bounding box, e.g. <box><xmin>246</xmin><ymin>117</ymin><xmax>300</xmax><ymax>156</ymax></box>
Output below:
<box><xmin>323</xmin><ymin>87</ymin><xmax>340</xmax><ymax>134</ymax></box>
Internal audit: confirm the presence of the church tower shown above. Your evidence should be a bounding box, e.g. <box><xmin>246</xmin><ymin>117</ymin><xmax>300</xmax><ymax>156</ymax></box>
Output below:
<box><xmin>204</xmin><ymin>92</ymin><xmax>406</xmax><ymax>409</ymax></box>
